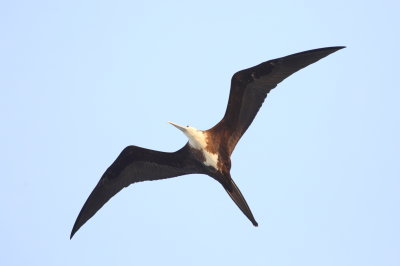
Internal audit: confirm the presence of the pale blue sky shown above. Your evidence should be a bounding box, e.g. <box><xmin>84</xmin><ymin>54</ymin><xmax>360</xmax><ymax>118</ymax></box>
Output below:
<box><xmin>1</xmin><ymin>0</ymin><xmax>399</xmax><ymax>265</ymax></box>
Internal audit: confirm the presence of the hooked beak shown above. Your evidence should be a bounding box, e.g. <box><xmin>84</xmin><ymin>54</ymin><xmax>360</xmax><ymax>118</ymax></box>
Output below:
<box><xmin>168</xmin><ymin>121</ymin><xmax>186</xmax><ymax>132</ymax></box>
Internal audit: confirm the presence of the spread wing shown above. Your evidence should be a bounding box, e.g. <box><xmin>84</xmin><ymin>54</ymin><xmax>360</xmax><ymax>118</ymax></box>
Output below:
<box><xmin>208</xmin><ymin>46</ymin><xmax>345</xmax><ymax>155</ymax></box>
<box><xmin>70</xmin><ymin>144</ymin><xmax>195</xmax><ymax>238</ymax></box>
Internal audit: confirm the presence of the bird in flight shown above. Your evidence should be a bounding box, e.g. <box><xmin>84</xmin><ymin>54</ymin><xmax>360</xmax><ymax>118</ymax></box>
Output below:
<box><xmin>70</xmin><ymin>46</ymin><xmax>344</xmax><ymax>239</ymax></box>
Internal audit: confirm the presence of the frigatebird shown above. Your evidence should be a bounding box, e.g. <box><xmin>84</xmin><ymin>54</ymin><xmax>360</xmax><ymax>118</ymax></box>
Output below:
<box><xmin>70</xmin><ymin>46</ymin><xmax>344</xmax><ymax>238</ymax></box>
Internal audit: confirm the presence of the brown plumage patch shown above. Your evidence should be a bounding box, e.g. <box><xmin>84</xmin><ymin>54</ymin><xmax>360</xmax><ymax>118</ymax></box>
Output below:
<box><xmin>203</xmin><ymin>130</ymin><xmax>231</xmax><ymax>174</ymax></box>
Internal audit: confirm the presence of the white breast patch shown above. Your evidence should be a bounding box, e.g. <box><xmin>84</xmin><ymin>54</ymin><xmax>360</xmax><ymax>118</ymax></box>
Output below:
<box><xmin>185</xmin><ymin>128</ymin><xmax>219</xmax><ymax>170</ymax></box>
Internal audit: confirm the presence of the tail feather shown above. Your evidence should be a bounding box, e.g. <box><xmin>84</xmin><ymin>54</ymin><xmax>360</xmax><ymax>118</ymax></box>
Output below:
<box><xmin>223</xmin><ymin>177</ymin><xmax>258</xmax><ymax>226</ymax></box>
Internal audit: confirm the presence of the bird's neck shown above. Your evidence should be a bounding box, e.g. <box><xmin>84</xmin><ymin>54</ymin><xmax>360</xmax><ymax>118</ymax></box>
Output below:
<box><xmin>185</xmin><ymin>129</ymin><xmax>220</xmax><ymax>170</ymax></box>
<box><xmin>185</xmin><ymin>129</ymin><xmax>207</xmax><ymax>150</ymax></box>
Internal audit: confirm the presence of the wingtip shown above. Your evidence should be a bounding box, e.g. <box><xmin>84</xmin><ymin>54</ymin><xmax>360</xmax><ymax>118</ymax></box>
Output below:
<box><xmin>70</xmin><ymin>227</ymin><xmax>77</xmax><ymax>239</ymax></box>
<box><xmin>314</xmin><ymin>46</ymin><xmax>346</xmax><ymax>54</ymax></box>
<box><xmin>304</xmin><ymin>46</ymin><xmax>346</xmax><ymax>55</ymax></box>
<box><xmin>332</xmin><ymin>46</ymin><xmax>346</xmax><ymax>51</ymax></box>
<box><xmin>70</xmin><ymin>219</ymin><xmax>82</xmax><ymax>239</ymax></box>
<box><xmin>323</xmin><ymin>45</ymin><xmax>346</xmax><ymax>50</ymax></box>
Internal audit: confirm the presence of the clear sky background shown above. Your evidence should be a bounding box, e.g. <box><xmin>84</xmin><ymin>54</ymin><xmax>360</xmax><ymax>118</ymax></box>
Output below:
<box><xmin>1</xmin><ymin>0</ymin><xmax>399</xmax><ymax>265</ymax></box>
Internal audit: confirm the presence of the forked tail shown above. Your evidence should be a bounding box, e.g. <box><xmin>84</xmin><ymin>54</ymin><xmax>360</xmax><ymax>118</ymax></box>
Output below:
<box><xmin>222</xmin><ymin>175</ymin><xmax>258</xmax><ymax>226</ymax></box>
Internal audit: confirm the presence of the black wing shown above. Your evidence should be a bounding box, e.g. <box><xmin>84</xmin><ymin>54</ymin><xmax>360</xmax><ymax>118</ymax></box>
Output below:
<box><xmin>208</xmin><ymin>46</ymin><xmax>345</xmax><ymax>155</ymax></box>
<box><xmin>70</xmin><ymin>144</ymin><xmax>195</xmax><ymax>239</ymax></box>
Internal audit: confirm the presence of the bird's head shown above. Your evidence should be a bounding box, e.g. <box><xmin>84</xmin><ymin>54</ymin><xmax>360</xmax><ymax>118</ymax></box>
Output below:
<box><xmin>168</xmin><ymin>121</ymin><xmax>203</xmax><ymax>147</ymax></box>
<box><xmin>168</xmin><ymin>121</ymin><xmax>196</xmax><ymax>135</ymax></box>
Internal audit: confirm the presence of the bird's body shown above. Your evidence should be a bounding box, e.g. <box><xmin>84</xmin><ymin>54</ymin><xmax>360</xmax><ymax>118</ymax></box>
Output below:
<box><xmin>71</xmin><ymin>46</ymin><xmax>344</xmax><ymax>239</ymax></box>
<box><xmin>170</xmin><ymin>123</ymin><xmax>220</xmax><ymax>169</ymax></box>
